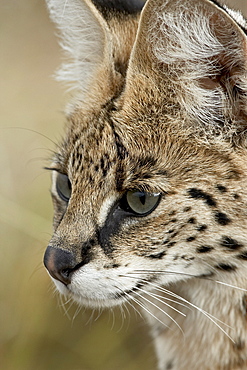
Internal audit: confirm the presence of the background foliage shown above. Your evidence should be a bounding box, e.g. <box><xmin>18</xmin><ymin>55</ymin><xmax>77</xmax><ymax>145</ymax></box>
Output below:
<box><xmin>0</xmin><ymin>0</ymin><xmax>246</xmax><ymax>369</ymax></box>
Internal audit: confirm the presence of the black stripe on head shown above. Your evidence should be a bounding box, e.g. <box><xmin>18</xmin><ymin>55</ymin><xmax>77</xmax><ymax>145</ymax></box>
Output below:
<box><xmin>92</xmin><ymin>0</ymin><xmax>145</xmax><ymax>19</ymax></box>
<box><xmin>187</xmin><ymin>188</ymin><xmax>217</xmax><ymax>207</ymax></box>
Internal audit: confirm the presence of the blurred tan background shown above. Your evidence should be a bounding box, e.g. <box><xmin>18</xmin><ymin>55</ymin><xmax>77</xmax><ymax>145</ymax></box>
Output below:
<box><xmin>0</xmin><ymin>1</ymin><xmax>246</xmax><ymax>369</ymax></box>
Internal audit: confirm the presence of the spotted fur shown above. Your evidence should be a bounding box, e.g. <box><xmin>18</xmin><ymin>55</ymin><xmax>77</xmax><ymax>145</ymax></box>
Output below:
<box><xmin>44</xmin><ymin>0</ymin><xmax>247</xmax><ymax>369</ymax></box>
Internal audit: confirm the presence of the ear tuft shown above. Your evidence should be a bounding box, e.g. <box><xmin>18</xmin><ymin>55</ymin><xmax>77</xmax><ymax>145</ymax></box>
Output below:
<box><xmin>46</xmin><ymin>0</ymin><xmax>109</xmax><ymax>93</ymax></box>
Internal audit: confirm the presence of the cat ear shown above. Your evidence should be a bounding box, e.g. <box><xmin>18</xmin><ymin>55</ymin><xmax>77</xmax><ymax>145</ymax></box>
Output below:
<box><xmin>125</xmin><ymin>0</ymin><xmax>247</xmax><ymax>144</ymax></box>
<box><xmin>46</xmin><ymin>0</ymin><xmax>111</xmax><ymax>93</ymax></box>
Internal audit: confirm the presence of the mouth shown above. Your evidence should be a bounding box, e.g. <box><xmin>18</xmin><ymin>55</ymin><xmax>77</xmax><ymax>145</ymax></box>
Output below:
<box><xmin>51</xmin><ymin>273</ymin><xmax>149</xmax><ymax>308</ymax></box>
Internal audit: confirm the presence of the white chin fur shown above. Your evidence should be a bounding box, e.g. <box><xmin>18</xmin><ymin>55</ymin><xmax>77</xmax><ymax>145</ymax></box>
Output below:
<box><xmin>51</xmin><ymin>265</ymin><xmax>136</xmax><ymax>309</ymax></box>
<box><xmin>50</xmin><ymin>262</ymin><xmax>196</xmax><ymax>308</ymax></box>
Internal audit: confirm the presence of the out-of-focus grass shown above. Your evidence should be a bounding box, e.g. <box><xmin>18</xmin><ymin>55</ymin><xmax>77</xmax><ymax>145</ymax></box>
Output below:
<box><xmin>0</xmin><ymin>1</ymin><xmax>246</xmax><ymax>369</ymax></box>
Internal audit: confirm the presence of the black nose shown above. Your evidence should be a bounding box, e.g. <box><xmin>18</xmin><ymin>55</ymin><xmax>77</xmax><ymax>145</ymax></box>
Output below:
<box><xmin>43</xmin><ymin>246</ymin><xmax>77</xmax><ymax>285</ymax></box>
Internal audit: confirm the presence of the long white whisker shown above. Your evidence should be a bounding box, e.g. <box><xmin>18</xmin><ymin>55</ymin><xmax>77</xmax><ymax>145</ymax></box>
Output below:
<box><xmin>72</xmin><ymin>302</ymin><xmax>83</xmax><ymax>323</ymax></box>
<box><xmin>214</xmin><ymin>280</ymin><xmax>247</xmax><ymax>292</ymax></box>
<box><xmin>58</xmin><ymin>294</ymin><xmax>74</xmax><ymax>320</ymax></box>
<box><xmin>133</xmin><ymin>289</ymin><xmax>184</xmax><ymax>335</ymax></box>
<box><xmin>94</xmin><ymin>307</ymin><xmax>103</xmax><ymax>322</ymax></box>
<box><xmin>85</xmin><ymin>308</ymin><xmax>96</xmax><ymax>326</ymax></box>
<box><xmin>117</xmin><ymin>305</ymin><xmax>126</xmax><ymax>332</ymax></box>
<box><xmin>124</xmin><ymin>291</ymin><xmax>170</xmax><ymax>329</ymax></box>
<box><xmin>139</xmin><ymin>288</ymin><xmax>187</xmax><ymax>317</ymax></box>
<box><xmin>120</xmin><ymin>275</ymin><xmax>191</xmax><ymax>311</ymax></box>
<box><xmin>146</xmin><ymin>280</ymin><xmax>234</xmax><ymax>340</ymax></box>
<box><xmin>109</xmin><ymin>307</ymin><xmax>116</xmax><ymax>331</ymax></box>
<box><xmin>120</xmin><ymin>302</ymin><xmax>131</xmax><ymax>331</ymax></box>
<box><xmin>144</xmin><ymin>279</ymin><xmax>233</xmax><ymax>330</ymax></box>
<box><xmin>149</xmin><ymin>291</ymin><xmax>191</xmax><ymax>312</ymax></box>
<box><xmin>120</xmin><ymin>274</ymin><xmax>234</xmax><ymax>340</ymax></box>
<box><xmin>128</xmin><ymin>269</ymin><xmax>247</xmax><ymax>293</ymax></box>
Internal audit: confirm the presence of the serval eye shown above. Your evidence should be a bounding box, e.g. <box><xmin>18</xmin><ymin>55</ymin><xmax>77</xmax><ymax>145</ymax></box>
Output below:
<box><xmin>122</xmin><ymin>190</ymin><xmax>161</xmax><ymax>216</ymax></box>
<box><xmin>56</xmin><ymin>173</ymin><xmax>72</xmax><ymax>202</ymax></box>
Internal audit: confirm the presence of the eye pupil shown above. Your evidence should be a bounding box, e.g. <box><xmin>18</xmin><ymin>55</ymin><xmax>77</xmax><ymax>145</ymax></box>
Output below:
<box><xmin>139</xmin><ymin>194</ymin><xmax>146</xmax><ymax>205</ymax></box>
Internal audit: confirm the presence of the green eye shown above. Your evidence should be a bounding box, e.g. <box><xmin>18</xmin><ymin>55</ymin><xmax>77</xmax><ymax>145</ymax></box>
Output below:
<box><xmin>123</xmin><ymin>190</ymin><xmax>161</xmax><ymax>215</ymax></box>
<box><xmin>56</xmin><ymin>173</ymin><xmax>72</xmax><ymax>202</ymax></box>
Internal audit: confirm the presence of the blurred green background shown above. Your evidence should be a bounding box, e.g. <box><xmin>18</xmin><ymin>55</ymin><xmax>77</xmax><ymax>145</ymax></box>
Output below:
<box><xmin>0</xmin><ymin>1</ymin><xmax>246</xmax><ymax>369</ymax></box>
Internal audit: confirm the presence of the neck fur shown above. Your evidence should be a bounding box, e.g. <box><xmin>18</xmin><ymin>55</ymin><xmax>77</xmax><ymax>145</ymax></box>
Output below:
<box><xmin>142</xmin><ymin>278</ymin><xmax>247</xmax><ymax>370</ymax></box>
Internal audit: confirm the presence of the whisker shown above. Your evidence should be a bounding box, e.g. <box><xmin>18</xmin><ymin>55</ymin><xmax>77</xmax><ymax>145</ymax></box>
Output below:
<box><xmin>124</xmin><ymin>291</ymin><xmax>170</xmax><ymax>329</ymax></box>
<box><xmin>214</xmin><ymin>280</ymin><xmax>247</xmax><ymax>292</ymax></box>
<box><xmin>117</xmin><ymin>305</ymin><xmax>126</xmax><ymax>333</ymax></box>
<box><xmin>72</xmin><ymin>303</ymin><xmax>83</xmax><ymax>323</ymax></box>
<box><xmin>120</xmin><ymin>274</ymin><xmax>234</xmax><ymax>341</ymax></box>
<box><xmin>85</xmin><ymin>309</ymin><xmax>97</xmax><ymax>326</ymax></box>
<box><xmin>93</xmin><ymin>307</ymin><xmax>103</xmax><ymax>322</ymax></box>
<box><xmin>124</xmin><ymin>295</ymin><xmax>144</xmax><ymax>321</ymax></box>
<box><xmin>120</xmin><ymin>274</ymin><xmax>190</xmax><ymax>311</ymax></box>
<box><xmin>121</xmin><ymin>301</ymin><xmax>132</xmax><ymax>330</ymax></box>
<box><xmin>128</xmin><ymin>269</ymin><xmax>247</xmax><ymax>293</ymax></box>
<box><xmin>138</xmin><ymin>288</ymin><xmax>187</xmax><ymax>317</ymax></box>
<box><xmin>108</xmin><ymin>307</ymin><xmax>116</xmax><ymax>330</ymax></box>
<box><xmin>144</xmin><ymin>279</ymin><xmax>233</xmax><ymax>329</ymax></box>
<box><xmin>57</xmin><ymin>294</ymin><xmax>74</xmax><ymax>320</ymax></box>
<box><xmin>147</xmin><ymin>281</ymin><xmax>234</xmax><ymax>339</ymax></box>
<box><xmin>148</xmin><ymin>291</ymin><xmax>191</xmax><ymax>312</ymax></box>
<box><xmin>133</xmin><ymin>289</ymin><xmax>184</xmax><ymax>335</ymax></box>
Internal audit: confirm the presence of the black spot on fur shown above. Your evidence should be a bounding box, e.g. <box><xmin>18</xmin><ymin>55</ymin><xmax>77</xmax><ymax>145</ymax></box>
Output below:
<box><xmin>216</xmin><ymin>184</ymin><xmax>227</xmax><ymax>193</ymax></box>
<box><xmin>233</xmin><ymin>193</ymin><xmax>240</xmax><ymax>200</ymax></box>
<box><xmin>168</xmin><ymin>229</ymin><xmax>175</xmax><ymax>234</ymax></box>
<box><xmin>170</xmin><ymin>218</ymin><xmax>177</xmax><ymax>223</ymax></box>
<box><xmin>196</xmin><ymin>245</ymin><xmax>214</xmax><ymax>253</ymax></box>
<box><xmin>196</xmin><ymin>224</ymin><xmax>208</xmax><ymax>232</ymax></box>
<box><xmin>104</xmin><ymin>263</ymin><xmax>120</xmax><ymax>269</ymax></box>
<box><xmin>216</xmin><ymin>263</ymin><xmax>236</xmax><ymax>272</ymax></box>
<box><xmin>221</xmin><ymin>236</ymin><xmax>243</xmax><ymax>250</ymax></box>
<box><xmin>215</xmin><ymin>212</ymin><xmax>231</xmax><ymax>225</ymax></box>
<box><xmin>147</xmin><ymin>251</ymin><xmax>166</xmax><ymax>259</ymax></box>
<box><xmin>237</xmin><ymin>251</ymin><xmax>247</xmax><ymax>260</ymax></box>
<box><xmin>169</xmin><ymin>210</ymin><xmax>176</xmax><ymax>216</ymax></box>
<box><xmin>167</xmin><ymin>241</ymin><xmax>176</xmax><ymax>248</ymax></box>
<box><xmin>183</xmin><ymin>206</ymin><xmax>191</xmax><ymax>212</ymax></box>
<box><xmin>188</xmin><ymin>217</ymin><xmax>196</xmax><ymax>224</ymax></box>
<box><xmin>187</xmin><ymin>188</ymin><xmax>217</xmax><ymax>207</ymax></box>
<box><xmin>186</xmin><ymin>236</ymin><xmax>196</xmax><ymax>242</ymax></box>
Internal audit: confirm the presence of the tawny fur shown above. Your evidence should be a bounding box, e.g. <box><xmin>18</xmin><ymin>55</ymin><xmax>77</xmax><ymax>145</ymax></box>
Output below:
<box><xmin>44</xmin><ymin>0</ymin><xmax>247</xmax><ymax>369</ymax></box>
